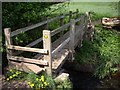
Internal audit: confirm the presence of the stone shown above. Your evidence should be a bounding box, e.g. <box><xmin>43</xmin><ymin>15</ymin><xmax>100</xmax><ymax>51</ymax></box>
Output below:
<box><xmin>55</xmin><ymin>73</ymin><xmax>69</xmax><ymax>82</ymax></box>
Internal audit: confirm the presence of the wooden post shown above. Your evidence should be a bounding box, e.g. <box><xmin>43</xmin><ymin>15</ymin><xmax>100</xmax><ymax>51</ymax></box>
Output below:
<box><xmin>69</xmin><ymin>11</ymin><xmax>72</xmax><ymax>22</ymax></box>
<box><xmin>78</xmin><ymin>15</ymin><xmax>85</xmax><ymax>48</ymax></box>
<box><xmin>60</xmin><ymin>13</ymin><xmax>64</xmax><ymax>37</ymax></box>
<box><xmin>68</xmin><ymin>11</ymin><xmax>72</xmax><ymax>30</ymax></box>
<box><xmin>76</xmin><ymin>9</ymin><xmax>79</xmax><ymax>18</ymax></box>
<box><xmin>4</xmin><ymin>28</ymin><xmax>13</xmax><ymax>69</ymax></box>
<box><xmin>84</xmin><ymin>12</ymin><xmax>89</xmax><ymax>39</ymax></box>
<box><xmin>4</xmin><ymin>28</ymin><xmax>12</xmax><ymax>57</ymax></box>
<box><xmin>85</xmin><ymin>12</ymin><xmax>92</xmax><ymax>40</ymax></box>
<box><xmin>45</xmin><ymin>17</ymin><xmax>49</xmax><ymax>30</ymax></box>
<box><xmin>69</xmin><ymin>19</ymin><xmax>75</xmax><ymax>61</ymax></box>
<box><xmin>43</xmin><ymin>30</ymin><xmax>52</xmax><ymax>76</ymax></box>
<box><xmin>76</xmin><ymin>9</ymin><xmax>79</xmax><ymax>25</ymax></box>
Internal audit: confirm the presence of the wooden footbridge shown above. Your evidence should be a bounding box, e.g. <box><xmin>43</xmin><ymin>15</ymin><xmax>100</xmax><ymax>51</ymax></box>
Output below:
<box><xmin>4</xmin><ymin>9</ymin><xmax>94</xmax><ymax>77</ymax></box>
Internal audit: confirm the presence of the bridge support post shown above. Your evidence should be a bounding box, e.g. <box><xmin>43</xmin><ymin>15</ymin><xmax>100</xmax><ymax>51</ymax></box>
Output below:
<box><xmin>43</xmin><ymin>30</ymin><xmax>52</xmax><ymax>76</ymax></box>
<box><xmin>4</xmin><ymin>28</ymin><xmax>13</xmax><ymax>69</ymax></box>
<box><xmin>85</xmin><ymin>12</ymin><xmax>94</xmax><ymax>41</ymax></box>
<box><xmin>69</xmin><ymin>19</ymin><xmax>75</xmax><ymax>61</ymax></box>
<box><xmin>76</xmin><ymin>9</ymin><xmax>79</xmax><ymax>25</ymax></box>
<box><xmin>68</xmin><ymin>11</ymin><xmax>72</xmax><ymax>30</ymax></box>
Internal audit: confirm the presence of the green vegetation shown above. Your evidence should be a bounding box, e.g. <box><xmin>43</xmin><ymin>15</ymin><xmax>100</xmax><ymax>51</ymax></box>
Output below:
<box><xmin>5</xmin><ymin>68</ymin><xmax>72</xmax><ymax>89</ymax></box>
<box><xmin>2</xmin><ymin>1</ymin><xmax>120</xmax><ymax>84</ymax></box>
<box><xmin>75</xmin><ymin>24</ymin><xmax>120</xmax><ymax>79</ymax></box>
<box><xmin>69</xmin><ymin>2</ymin><xmax>120</xmax><ymax>79</ymax></box>
<box><xmin>68</xmin><ymin>2</ymin><xmax>118</xmax><ymax>18</ymax></box>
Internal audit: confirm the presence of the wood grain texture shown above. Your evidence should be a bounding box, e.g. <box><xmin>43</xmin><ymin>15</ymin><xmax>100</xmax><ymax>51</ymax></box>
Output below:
<box><xmin>8</xmin><ymin>45</ymin><xmax>48</xmax><ymax>54</ymax></box>
<box><xmin>43</xmin><ymin>30</ymin><xmax>52</xmax><ymax>76</ymax></box>
<box><xmin>8</xmin><ymin>55</ymin><xmax>48</xmax><ymax>65</ymax></box>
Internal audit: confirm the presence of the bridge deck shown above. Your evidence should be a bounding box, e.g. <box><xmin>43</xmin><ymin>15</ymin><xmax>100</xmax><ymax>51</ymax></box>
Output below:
<box><xmin>30</xmin><ymin>25</ymin><xmax>81</xmax><ymax>74</ymax></box>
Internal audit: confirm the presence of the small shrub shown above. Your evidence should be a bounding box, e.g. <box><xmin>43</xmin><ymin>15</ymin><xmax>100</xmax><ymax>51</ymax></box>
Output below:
<box><xmin>5</xmin><ymin>68</ymin><xmax>24</xmax><ymax>81</ymax></box>
<box><xmin>26</xmin><ymin>72</ymin><xmax>55</xmax><ymax>89</ymax></box>
<box><xmin>55</xmin><ymin>78</ymin><xmax>72</xmax><ymax>89</ymax></box>
<box><xmin>75</xmin><ymin>24</ymin><xmax>120</xmax><ymax>79</ymax></box>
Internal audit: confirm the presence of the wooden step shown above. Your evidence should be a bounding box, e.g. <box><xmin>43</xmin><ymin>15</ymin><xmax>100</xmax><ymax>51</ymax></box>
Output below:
<box><xmin>52</xmin><ymin>49</ymin><xmax>69</xmax><ymax>73</ymax></box>
<box><xmin>24</xmin><ymin>63</ymin><xmax>45</xmax><ymax>74</ymax></box>
<box><xmin>9</xmin><ymin>61</ymin><xmax>45</xmax><ymax>74</ymax></box>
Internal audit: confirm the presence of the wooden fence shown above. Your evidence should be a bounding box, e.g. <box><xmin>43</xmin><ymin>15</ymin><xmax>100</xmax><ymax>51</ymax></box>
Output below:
<box><xmin>4</xmin><ymin>9</ymin><xmax>94</xmax><ymax>76</ymax></box>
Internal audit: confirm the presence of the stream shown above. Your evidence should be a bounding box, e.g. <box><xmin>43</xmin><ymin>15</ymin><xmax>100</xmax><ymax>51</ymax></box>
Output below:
<box><xmin>63</xmin><ymin>65</ymin><xmax>120</xmax><ymax>89</ymax></box>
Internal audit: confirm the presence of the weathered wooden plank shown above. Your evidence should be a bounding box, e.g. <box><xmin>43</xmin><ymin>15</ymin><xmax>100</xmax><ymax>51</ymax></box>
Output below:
<box><xmin>9</xmin><ymin>61</ymin><xmax>33</xmax><ymax>73</ymax></box>
<box><xmin>52</xmin><ymin>31</ymin><xmax>69</xmax><ymax>51</ymax></box>
<box><xmin>9</xmin><ymin>61</ymin><xmax>45</xmax><ymax>74</ymax></box>
<box><xmin>51</xmin><ymin>23</ymin><xmax>70</xmax><ymax>36</ymax></box>
<box><xmin>26</xmin><ymin>37</ymin><xmax>43</xmax><ymax>47</ymax></box>
<box><xmin>75</xmin><ymin>15</ymin><xmax>84</xmax><ymax>23</ymax></box>
<box><xmin>4</xmin><ymin>28</ymin><xmax>12</xmax><ymax>55</ymax></box>
<box><xmin>52</xmin><ymin>49</ymin><xmax>69</xmax><ymax>70</ymax></box>
<box><xmin>44</xmin><ymin>17</ymin><xmax>49</xmax><ymax>30</ymax></box>
<box><xmin>23</xmin><ymin>63</ymin><xmax>45</xmax><ymax>74</ymax></box>
<box><xmin>13</xmin><ymin>37</ymin><xmax>43</xmax><ymax>55</ymax></box>
<box><xmin>10</xmin><ymin>16</ymin><xmax>61</xmax><ymax>37</ymax></box>
<box><xmin>4</xmin><ymin>28</ymin><xmax>13</xmax><ymax>66</ymax></box>
<box><xmin>10</xmin><ymin>11</ymin><xmax>78</xmax><ymax>37</ymax></box>
<box><xmin>8</xmin><ymin>45</ymin><xmax>48</xmax><ymax>54</ymax></box>
<box><xmin>43</xmin><ymin>30</ymin><xmax>52</xmax><ymax>76</ymax></box>
<box><xmin>8</xmin><ymin>55</ymin><xmax>48</xmax><ymax>65</ymax></box>
<box><xmin>75</xmin><ymin>24</ymin><xmax>85</xmax><ymax>35</ymax></box>
<box><xmin>52</xmin><ymin>37</ymin><xmax>70</xmax><ymax>55</ymax></box>
<box><xmin>69</xmin><ymin>19</ymin><xmax>75</xmax><ymax>61</ymax></box>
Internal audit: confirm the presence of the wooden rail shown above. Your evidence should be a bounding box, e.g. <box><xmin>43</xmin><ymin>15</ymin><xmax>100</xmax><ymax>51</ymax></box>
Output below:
<box><xmin>4</xmin><ymin>9</ymin><xmax>94</xmax><ymax>76</ymax></box>
<box><xmin>8</xmin><ymin>45</ymin><xmax>48</xmax><ymax>54</ymax></box>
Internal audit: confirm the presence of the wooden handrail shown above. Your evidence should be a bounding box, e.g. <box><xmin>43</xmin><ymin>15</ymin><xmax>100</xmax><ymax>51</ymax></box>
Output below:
<box><xmin>52</xmin><ymin>37</ymin><xmax>70</xmax><ymax>55</ymax></box>
<box><xmin>26</xmin><ymin>37</ymin><xmax>43</xmax><ymax>47</ymax></box>
<box><xmin>75</xmin><ymin>15</ymin><xmax>85</xmax><ymax>23</ymax></box>
<box><xmin>8</xmin><ymin>55</ymin><xmax>48</xmax><ymax>65</ymax></box>
<box><xmin>10</xmin><ymin>11</ymin><xmax>78</xmax><ymax>37</ymax></box>
<box><xmin>13</xmin><ymin>37</ymin><xmax>43</xmax><ymax>55</ymax></box>
<box><xmin>8</xmin><ymin>45</ymin><xmax>48</xmax><ymax>54</ymax></box>
<box><xmin>51</xmin><ymin>23</ymin><xmax>70</xmax><ymax>36</ymax></box>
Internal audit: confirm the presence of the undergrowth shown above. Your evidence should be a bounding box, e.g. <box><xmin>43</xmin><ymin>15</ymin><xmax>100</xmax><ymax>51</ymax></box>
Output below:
<box><xmin>75</xmin><ymin>24</ymin><xmax>120</xmax><ymax>79</ymax></box>
<box><xmin>5</xmin><ymin>68</ymin><xmax>72</xmax><ymax>89</ymax></box>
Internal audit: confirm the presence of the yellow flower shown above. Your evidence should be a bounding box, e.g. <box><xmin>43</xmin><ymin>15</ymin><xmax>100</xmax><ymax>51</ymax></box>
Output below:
<box><xmin>28</xmin><ymin>82</ymin><xmax>31</xmax><ymax>85</ymax></box>
<box><xmin>44</xmin><ymin>82</ymin><xmax>47</xmax><ymax>86</ymax></box>
<box><xmin>9</xmin><ymin>69</ymin><xmax>13</xmax><ymax>72</ymax></box>
<box><xmin>19</xmin><ymin>71</ymin><xmax>21</xmax><ymax>74</ymax></box>
<box><xmin>41</xmin><ymin>75</ymin><xmax>44</xmax><ymax>82</ymax></box>
<box><xmin>39</xmin><ymin>79</ymin><xmax>41</xmax><ymax>81</ymax></box>
<box><xmin>30</xmin><ymin>83</ymin><xmax>34</xmax><ymax>88</ymax></box>
<box><xmin>9</xmin><ymin>76</ymin><xmax>13</xmax><ymax>79</ymax></box>
<box><xmin>36</xmin><ymin>78</ymin><xmax>39</xmax><ymax>81</ymax></box>
<box><xmin>13</xmin><ymin>74</ymin><xmax>16</xmax><ymax>77</ymax></box>
<box><xmin>6</xmin><ymin>78</ymin><xmax>9</xmax><ymax>81</ymax></box>
<box><xmin>16</xmin><ymin>71</ymin><xmax>19</xmax><ymax>75</ymax></box>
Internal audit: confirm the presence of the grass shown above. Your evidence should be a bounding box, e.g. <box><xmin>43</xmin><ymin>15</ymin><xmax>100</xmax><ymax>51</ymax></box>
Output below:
<box><xmin>68</xmin><ymin>2</ymin><xmax>118</xmax><ymax>17</ymax></box>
